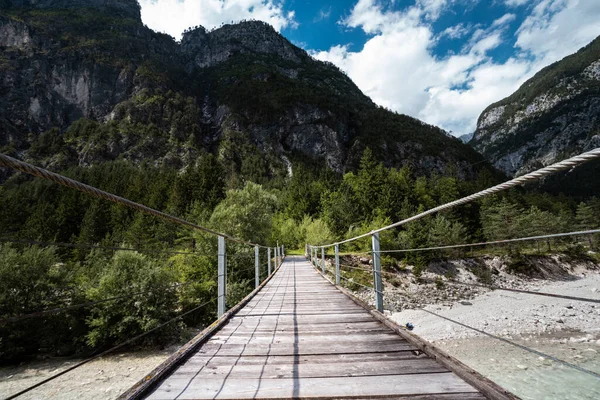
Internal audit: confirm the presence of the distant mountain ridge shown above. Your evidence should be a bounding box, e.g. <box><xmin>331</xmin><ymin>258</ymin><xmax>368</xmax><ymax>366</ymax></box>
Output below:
<box><xmin>471</xmin><ymin>36</ymin><xmax>600</xmax><ymax>177</ymax></box>
<box><xmin>0</xmin><ymin>0</ymin><xmax>491</xmax><ymax>184</ymax></box>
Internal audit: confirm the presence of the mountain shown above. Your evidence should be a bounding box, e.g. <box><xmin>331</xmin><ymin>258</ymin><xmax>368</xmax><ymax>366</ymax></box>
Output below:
<box><xmin>458</xmin><ymin>132</ymin><xmax>473</xmax><ymax>143</ymax></box>
<box><xmin>471</xmin><ymin>36</ymin><xmax>600</xmax><ymax>177</ymax></box>
<box><xmin>0</xmin><ymin>0</ymin><xmax>491</xmax><ymax>184</ymax></box>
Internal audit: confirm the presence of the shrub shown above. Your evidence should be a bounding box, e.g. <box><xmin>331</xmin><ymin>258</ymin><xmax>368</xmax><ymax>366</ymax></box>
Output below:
<box><xmin>85</xmin><ymin>252</ymin><xmax>179</xmax><ymax>349</ymax></box>
<box><xmin>0</xmin><ymin>245</ymin><xmax>77</xmax><ymax>361</ymax></box>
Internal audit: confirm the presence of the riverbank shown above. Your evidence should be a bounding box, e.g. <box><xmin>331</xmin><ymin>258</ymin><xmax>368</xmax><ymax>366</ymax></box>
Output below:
<box><xmin>388</xmin><ymin>272</ymin><xmax>600</xmax><ymax>399</ymax></box>
<box><xmin>0</xmin><ymin>349</ymin><xmax>173</xmax><ymax>399</ymax></box>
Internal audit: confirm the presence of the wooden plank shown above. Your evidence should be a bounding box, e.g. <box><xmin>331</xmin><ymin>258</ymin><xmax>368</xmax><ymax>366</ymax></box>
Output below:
<box><xmin>227</xmin><ymin>313</ymin><xmax>376</xmax><ymax>323</ymax></box>
<box><xmin>196</xmin><ymin>340</ymin><xmax>417</xmax><ymax>357</ymax></box>
<box><xmin>183</xmin><ymin>352</ymin><xmax>430</xmax><ymax>367</ymax></box>
<box><xmin>146</xmin><ymin>372</ymin><xmax>479</xmax><ymax>399</ymax></box>
<box><xmin>173</xmin><ymin>358</ymin><xmax>448</xmax><ymax>379</ymax></box>
<box><xmin>126</xmin><ymin>257</ymin><xmax>498</xmax><ymax>400</ymax></box>
<box><xmin>217</xmin><ymin>321</ymin><xmax>387</xmax><ymax>334</ymax></box>
<box><xmin>207</xmin><ymin>332</ymin><xmax>402</xmax><ymax>344</ymax></box>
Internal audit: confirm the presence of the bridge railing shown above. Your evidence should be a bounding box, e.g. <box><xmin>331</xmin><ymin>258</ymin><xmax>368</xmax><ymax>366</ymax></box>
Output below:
<box><xmin>307</xmin><ymin>148</ymin><xmax>600</xmax><ymax>385</ymax></box>
<box><xmin>308</xmin><ymin>148</ymin><xmax>600</xmax><ymax>312</ymax></box>
<box><xmin>0</xmin><ymin>153</ymin><xmax>287</xmax><ymax>399</ymax></box>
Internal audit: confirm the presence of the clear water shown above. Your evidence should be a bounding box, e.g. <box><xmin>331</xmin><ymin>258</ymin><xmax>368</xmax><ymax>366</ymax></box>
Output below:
<box><xmin>434</xmin><ymin>337</ymin><xmax>600</xmax><ymax>399</ymax></box>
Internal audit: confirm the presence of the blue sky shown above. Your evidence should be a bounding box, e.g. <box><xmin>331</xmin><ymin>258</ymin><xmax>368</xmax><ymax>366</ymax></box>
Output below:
<box><xmin>139</xmin><ymin>0</ymin><xmax>600</xmax><ymax>136</ymax></box>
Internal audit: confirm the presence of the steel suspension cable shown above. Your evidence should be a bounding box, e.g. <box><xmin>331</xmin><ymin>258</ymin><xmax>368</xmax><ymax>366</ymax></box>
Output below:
<box><xmin>444</xmin><ymin>280</ymin><xmax>600</xmax><ymax>304</ymax></box>
<box><xmin>334</xmin><ymin>256</ymin><xmax>600</xmax><ymax>303</ymax></box>
<box><xmin>0</xmin><ymin>237</ymin><xmax>195</xmax><ymax>255</ymax></box>
<box><xmin>0</xmin><ymin>153</ymin><xmax>268</xmax><ymax>248</ymax></box>
<box><xmin>420</xmin><ymin>308</ymin><xmax>600</xmax><ymax>380</ymax></box>
<box><xmin>0</xmin><ymin>281</ymin><xmax>199</xmax><ymax>324</ymax></box>
<box><xmin>2</xmin><ymin>298</ymin><xmax>216</xmax><ymax>400</ymax></box>
<box><xmin>372</xmin><ymin>228</ymin><xmax>600</xmax><ymax>254</ymax></box>
<box><xmin>311</xmin><ymin>148</ymin><xmax>600</xmax><ymax>248</ymax></box>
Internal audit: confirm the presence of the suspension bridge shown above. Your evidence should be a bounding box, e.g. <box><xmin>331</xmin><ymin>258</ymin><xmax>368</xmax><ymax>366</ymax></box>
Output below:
<box><xmin>1</xmin><ymin>149</ymin><xmax>600</xmax><ymax>399</ymax></box>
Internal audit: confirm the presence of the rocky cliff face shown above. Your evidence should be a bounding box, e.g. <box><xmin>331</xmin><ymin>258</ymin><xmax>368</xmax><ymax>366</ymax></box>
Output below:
<box><xmin>181</xmin><ymin>21</ymin><xmax>304</xmax><ymax>69</ymax></box>
<box><xmin>0</xmin><ymin>0</ymin><xmax>490</xmax><ymax>181</ymax></box>
<box><xmin>4</xmin><ymin>0</ymin><xmax>141</xmax><ymax>19</ymax></box>
<box><xmin>471</xmin><ymin>36</ymin><xmax>600</xmax><ymax>177</ymax></box>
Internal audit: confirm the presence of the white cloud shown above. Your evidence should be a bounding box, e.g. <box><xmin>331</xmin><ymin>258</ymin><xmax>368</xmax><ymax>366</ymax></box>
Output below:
<box><xmin>314</xmin><ymin>6</ymin><xmax>332</xmax><ymax>22</ymax></box>
<box><xmin>313</xmin><ymin>0</ymin><xmax>600</xmax><ymax>136</ymax></box>
<box><xmin>440</xmin><ymin>23</ymin><xmax>471</xmax><ymax>39</ymax></box>
<box><xmin>491</xmin><ymin>13</ymin><xmax>516</xmax><ymax>27</ymax></box>
<box><xmin>516</xmin><ymin>0</ymin><xmax>600</xmax><ymax>63</ymax></box>
<box><xmin>138</xmin><ymin>0</ymin><xmax>296</xmax><ymax>39</ymax></box>
<box><xmin>505</xmin><ymin>0</ymin><xmax>532</xmax><ymax>7</ymax></box>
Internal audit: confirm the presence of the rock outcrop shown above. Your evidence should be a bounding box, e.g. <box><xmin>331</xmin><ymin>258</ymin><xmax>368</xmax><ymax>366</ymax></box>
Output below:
<box><xmin>0</xmin><ymin>0</ymin><xmax>489</xmax><ymax>180</ymax></box>
<box><xmin>471</xmin><ymin>36</ymin><xmax>600</xmax><ymax>177</ymax></box>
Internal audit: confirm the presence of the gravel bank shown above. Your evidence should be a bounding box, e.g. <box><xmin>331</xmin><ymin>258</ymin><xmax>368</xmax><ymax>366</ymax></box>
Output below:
<box><xmin>0</xmin><ymin>349</ymin><xmax>173</xmax><ymax>400</ymax></box>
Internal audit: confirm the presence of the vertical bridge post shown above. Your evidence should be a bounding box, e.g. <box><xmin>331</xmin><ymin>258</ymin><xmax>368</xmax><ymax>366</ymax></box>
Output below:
<box><xmin>335</xmin><ymin>243</ymin><xmax>340</xmax><ymax>285</ymax></box>
<box><xmin>218</xmin><ymin>236</ymin><xmax>226</xmax><ymax>317</ymax></box>
<box><xmin>372</xmin><ymin>232</ymin><xmax>383</xmax><ymax>312</ymax></box>
<box><xmin>255</xmin><ymin>245</ymin><xmax>260</xmax><ymax>288</ymax></box>
<box><xmin>268</xmin><ymin>247</ymin><xmax>272</xmax><ymax>276</ymax></box>
<box><xmin>321</xmin><ymin>247</ymin><xmax>325</xmax><ymax>274</ymax></box>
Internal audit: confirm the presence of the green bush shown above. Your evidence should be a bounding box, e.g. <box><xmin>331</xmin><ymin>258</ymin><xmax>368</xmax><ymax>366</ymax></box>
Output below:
<box><xmin>0</xmin><ymin>245</ymin><xmax>79</xmax><ymax>361</ymax></box>
<box><xmin>85</xmin><ymin>252</ymin><xmax>179</xmax><ymax>348</ymax></box>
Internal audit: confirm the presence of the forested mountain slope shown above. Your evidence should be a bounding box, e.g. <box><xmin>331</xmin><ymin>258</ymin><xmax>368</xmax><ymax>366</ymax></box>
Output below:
<box><xmin>471</xmin><ymin>36</ymin><xmax>600</xmax><ymax>178</ymax></box>
<box><xmin>0</xmin><ymin>0</ymin><xmax>488</xmax><ymax>183</ymax></box>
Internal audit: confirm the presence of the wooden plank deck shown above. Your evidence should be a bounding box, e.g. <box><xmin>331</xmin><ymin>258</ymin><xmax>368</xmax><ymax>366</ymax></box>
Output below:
<box><xmin>144</xmin><ymin>256</ymin><xmax>488</xmax><ymax>399</ymax></box>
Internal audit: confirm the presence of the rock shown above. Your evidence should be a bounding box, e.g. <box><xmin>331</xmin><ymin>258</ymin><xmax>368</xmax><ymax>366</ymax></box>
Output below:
<box><xmin>556</xmin><ymin>319</ymin><xmax>564</xmax><ymax>324</ymax></box>
<box><xmin>516</xmin><ymin>364</ymin><xmax>528</xmax><ymax>370</ymax></box>
<box><xmin>459</xmin><ymin>301</ymin><xmax>473</xmax><ymax>306</ymax></box>
<box><xmin>471</xmin><ymin>36</ymin><xmax>600</xmax><ymax>177</ymax></box>
<box><xmin>592</xmin><ymin>288</ymin><xmax>598</xmax><ymax>293</ymax></box>
<box><xmin>565</xmin><ymin>305</ymin><xmax>574</xmax><ymax>309</ymax></box>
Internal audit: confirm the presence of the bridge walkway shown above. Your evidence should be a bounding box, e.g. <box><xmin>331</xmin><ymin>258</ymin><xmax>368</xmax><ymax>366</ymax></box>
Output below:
<box><xmin>144</xmin><ymin>256</ymin><xmax>486</xmax><ymax>399</ymax></box>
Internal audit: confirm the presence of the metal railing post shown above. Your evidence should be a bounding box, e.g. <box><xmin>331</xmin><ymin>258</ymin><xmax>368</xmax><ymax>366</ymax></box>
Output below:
<box><xmin>335</xmin><ymin>244</ymin><xmax>340</xmax><ymax>285</ymax></box>
<box><xmin>268</xmin><ymin>247</ymin><xmax>272</xmax><ymax>275</ymax></box>
<box><xmin>321</xmin><ymin>247</ymin><xmax>325</xmax><ymax>274</ymax></box>
<box><xmin>372</xmin><ymin>232</ymin><xmax>383</xmax><ymax>312</ymax></box>
<box><xmin>255</xmin><ymin>245</ymin><xmax>260</xmax><ymax>288</ymax></box>
<box><xmin>218</xmin><ymin>236</ymin><xmax>226</xmax><ymax>317</ymax></box>
<box><xmin>282</xmin><ymin>245</ymin><xmax>285</xmax><ymax>257</ymax></box>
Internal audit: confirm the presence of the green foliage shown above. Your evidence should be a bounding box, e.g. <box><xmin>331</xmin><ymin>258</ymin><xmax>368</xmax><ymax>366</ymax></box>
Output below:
<box><xmin>210</xmin><ymin>182</ymin><xmax>278</xmax><ymax>245</ymax></box>
<box><xmin>428</xmin><ymin>215</ymin><xmax>467</xmax><ymax>256</ymax></box>
<box><xmin>302</xmin><ymin>217</ymin><xmax>335</xmax><ymax>246</ymax></box>
<box><xmin>85</xmin><ymin>252</ymin><xmax>179</xmax><ymax>348</ymax></box>
<box><xmin>0</xmin><ymin>245</ymin><xmax>85</xmax><ymax>361</ymax></box>
<box><xmin>576</xmin><ymin>202</ymin><xmax>597</xmax><ymax>230</ymax></box>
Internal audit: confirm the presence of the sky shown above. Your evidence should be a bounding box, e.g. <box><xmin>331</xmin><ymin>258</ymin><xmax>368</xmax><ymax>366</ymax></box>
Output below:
<box><xmin>138</xmin><ymin>0</ymin><xmax>600</xmax><ymax>137</ymax></box>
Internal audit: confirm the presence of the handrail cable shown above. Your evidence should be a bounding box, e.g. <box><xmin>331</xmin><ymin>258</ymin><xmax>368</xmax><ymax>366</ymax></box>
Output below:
<box><xmin>339</xmin><ymin>261</ymin><xmax>600</xmax><ymax>304</ymax></box>
<box><xmin>421</xmin><ymin>308</ymin><xmax>600</xmax><ymax>379</ymax></box>
<box><xmin>372</xmin><ymin>228</ymin><xmax>600</xmax><ymax>254</ymax></box>
<box><xmin>0</xmin><ymin>153</ymin><xmax>269</xmax><ymax>249</ymax></box>
<box><xmin>2</xmin><ymin>298</ymin><xmax>216</xmax><ymax>400</ymax></box>
<box><xmin>0</xmin><ymin>237</ymin><xmax>195</xmax><ymax>255</ymax></box>
<box><xmin>310</xmin><ymin>148</ymin><xmax>600</xmax><ymax>248</ymax></box>
<box><xmin>0</xmin><ymin>281</ymin><xmax>201</xmax><ymax>324</ymax></box>
<box><xmin>443</xmin><ymin>280</ymin><xmax>600</xmax><ymax>304</ymax></box>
